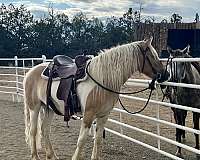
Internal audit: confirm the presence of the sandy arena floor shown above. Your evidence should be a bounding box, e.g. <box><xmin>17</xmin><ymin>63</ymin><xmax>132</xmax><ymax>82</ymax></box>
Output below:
<box><xmin>0</xmin><ymin>69</ymin><xmax>199</xmax><ymax>160</ymax></box>
<box><xmin>0</xmin><ymin>92</ymin><xmax>198</xmax><ymax>160</ymax></box>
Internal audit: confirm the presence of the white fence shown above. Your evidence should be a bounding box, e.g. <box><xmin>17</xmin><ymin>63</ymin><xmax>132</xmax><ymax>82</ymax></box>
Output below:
<box><xmin>0</xmin><ymin>56</ymin><xmax>46</xmax><ymax>101</ymax></box>
<box><xmin>0</xmin><ymin>56</ymin><xmax>200</xmax><ymax>159</ymax></box>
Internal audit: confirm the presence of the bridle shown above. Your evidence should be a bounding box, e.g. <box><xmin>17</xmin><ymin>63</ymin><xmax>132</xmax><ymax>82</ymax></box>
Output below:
<box><xmin>85</xmin><ymin>44</ymin><xmax>163</xmax><ymax>115</ymax></box>
<box><xmin>137</xmin><ymin>44</ymin><xmax>162</xmax><ymax>80</ymax></box>
<box><xmin>138</xmin><ymin>45</ymin><xmax>151</xmax><ymax>73</ymax></box>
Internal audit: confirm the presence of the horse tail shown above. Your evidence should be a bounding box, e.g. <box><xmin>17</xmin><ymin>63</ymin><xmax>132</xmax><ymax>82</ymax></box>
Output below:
<box><xmin>24</xmin><ymin>95</ymin><xmax>42</xmax><ymax>150</ymax></box>
<box><xmin>23</xmin><ymin>92</ymin><xmax>31</xmax><ymax>147</ymax></box>
<box><xmin>23</xmin><ymin>69</ymin><xmax>42</xmax><ymax>150</ymax></box>
<box><xmin>36</xmin><ymin>111</ymin><xmax>42</xmax><ymax>150</ymax></box>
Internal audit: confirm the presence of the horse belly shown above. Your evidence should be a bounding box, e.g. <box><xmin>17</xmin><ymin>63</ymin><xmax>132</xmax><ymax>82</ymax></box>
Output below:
<box><xmin>50</xmin><ymin>81</ymin><xmax>65</xmax><ymax>114</ymax></box>
<box><xmin>38</xmin><ymin>79</ymin><xmax>65</xmax><ymax>114</ymax></box>
<box><xmin>76</xmin><ymin>80</ymin><xmax>96</xmax><ymax>112</ymax></box>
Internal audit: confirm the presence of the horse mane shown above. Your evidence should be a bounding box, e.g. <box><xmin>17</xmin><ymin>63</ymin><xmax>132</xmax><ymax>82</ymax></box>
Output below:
<box><xmin>88</xmin><ymin>42</ymin><xmax>141</xmax><ymax>91</ymax></box>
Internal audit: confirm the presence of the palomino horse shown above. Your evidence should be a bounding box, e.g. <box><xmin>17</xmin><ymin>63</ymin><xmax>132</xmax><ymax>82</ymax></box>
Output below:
<box><xmin>23</xmin><ymin>36</ymin><xmax>170</xmax><ymax>160</ymax></box>
<box><xmin>166</xmin><ymin>45</ymin><xmax>200</xmax><ymax>157</ymax></box>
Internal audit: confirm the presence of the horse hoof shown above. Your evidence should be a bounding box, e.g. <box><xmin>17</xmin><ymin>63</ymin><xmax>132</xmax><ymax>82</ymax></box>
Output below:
<box><xmin>46</xmin><ymin>153</ymin><xmax>60</xmax><ymax>160</ymax></box>
<box><xmin>31</xmin><ymin>156</ymin><xmax>41</xmax><ymax>160</ymax></box>
<box><xmin>46</xmin><ymin>156</ymin><xmax>60</xmax><ymax>160</ymax></box>
<box><xmin>72</xmin><ymin>156</ymin><xmax>84</xmax><ymax>160</ymax></box>
<box><xmin>175</xmin><ymin>152</ymin><xmax>183</xmax><ymax>158</ymax></box>
<box><xmin>53</xmin><ymin>154</ymin><xmax>60</xmax><ymax>160</ymax></box>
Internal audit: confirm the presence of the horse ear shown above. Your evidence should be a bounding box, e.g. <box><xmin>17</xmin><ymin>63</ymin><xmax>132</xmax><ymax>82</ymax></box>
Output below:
<box><xmin>182</xmin><ymin>45</ymin><xmax>190</xmax><ymax>55</ymax></box>
<box><xmin>144</xmin><ymin>36</ymin><xmax>153</xmax><ymax>46</ymax></box>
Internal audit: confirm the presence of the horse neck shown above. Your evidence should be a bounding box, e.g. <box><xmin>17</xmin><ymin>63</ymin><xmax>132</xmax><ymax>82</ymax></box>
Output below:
<box><xmin>182</xmin><ymin>63</ymin><xmax>195</xmax><ymax>83</ymax></box>
<box><xmin>89</xmin><ymin>43</ymin><xmax>140</xmax><ymax>91</ymax></box>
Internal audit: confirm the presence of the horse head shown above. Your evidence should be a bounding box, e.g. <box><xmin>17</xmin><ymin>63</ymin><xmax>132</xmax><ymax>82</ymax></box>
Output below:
<box><xmin>167</xmin><ymin>45</ymin><xmax>191</xmax><ymax>82</ymax></box>
<box><xmin>137</xmin><ymin>36</ymin><xmax>170</xmax><ymax>83</ymax></box>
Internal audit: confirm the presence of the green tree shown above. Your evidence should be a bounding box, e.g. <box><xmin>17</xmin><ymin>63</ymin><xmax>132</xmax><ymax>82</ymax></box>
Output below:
<box><xmin>0</xmin><ymin>3</ymin><xmax>33</xmax><ymax>57</ymax></box>
<box><xmin>28</xmin><ymin>8</ymin><xmax>72</xmax><ymax>57</ymax></box>
<box><xmin>171</xmin><ymin>13</ymin><xmax>182</xmax><ymax>23</ymax></box>
<box><xmin>0</xmin><ymin>4</ymin><xmax>139</xmax><ymax>58</ymax></box>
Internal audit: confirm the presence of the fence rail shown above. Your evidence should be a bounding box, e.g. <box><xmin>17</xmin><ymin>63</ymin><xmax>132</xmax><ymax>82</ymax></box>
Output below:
<box><xmin>1</xmin><ymin>56</ymin><xmax>200</xmax><ymax>159</ymax></box>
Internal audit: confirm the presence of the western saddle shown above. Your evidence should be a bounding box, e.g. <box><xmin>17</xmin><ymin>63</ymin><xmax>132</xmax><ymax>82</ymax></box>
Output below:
<box><xmin>43</xmin><ymin>55</ymin><xmax>91</xmax><ymax>122</ymax></box>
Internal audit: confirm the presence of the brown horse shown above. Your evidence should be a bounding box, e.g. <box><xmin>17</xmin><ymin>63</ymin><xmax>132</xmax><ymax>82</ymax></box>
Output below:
<box><xmin>166</xmin><ymin>45</ymin><xmax>200</xmax><ymax>158</ymax></box>
<box><xmin>23</xmin><ymin>37</ymin><xmax>170</xmax><ymax>160</ymax></box>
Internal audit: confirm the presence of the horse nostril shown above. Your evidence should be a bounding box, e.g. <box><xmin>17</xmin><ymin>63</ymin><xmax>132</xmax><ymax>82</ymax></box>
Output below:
<box><xmin>157</xmin><ymin>71</ymin><xmax>170</xmax><ymax>83</ymax></box>
<box><xmin>156</xmin><ymin>73</ymin><xmax>161</xmax><ymax>80</ymax></box>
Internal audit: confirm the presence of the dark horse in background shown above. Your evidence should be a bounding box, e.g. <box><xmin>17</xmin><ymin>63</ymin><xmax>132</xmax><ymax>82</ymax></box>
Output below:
<box><xmin>166</xmin><ymin>45</ymin><xmax>200</xmax><ymax>157</ymax></box>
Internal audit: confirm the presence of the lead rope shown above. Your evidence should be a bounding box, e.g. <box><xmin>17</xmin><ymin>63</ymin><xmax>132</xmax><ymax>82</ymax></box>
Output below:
<box><xmin>118</xmin><ymin>79</ymin><xmax>155</xmax><ymax>114</ymax></box>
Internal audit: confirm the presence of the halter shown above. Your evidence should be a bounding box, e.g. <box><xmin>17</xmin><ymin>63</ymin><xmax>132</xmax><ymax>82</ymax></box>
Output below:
<box><xmin>161</xmin><ymin>56</ymin><xmax>187</xmax><ymax>102</ymax></box>
<box><xmin>170</xmin><ymin>57</ymin><xmax>187</xmax><ymax>83</ymax></box>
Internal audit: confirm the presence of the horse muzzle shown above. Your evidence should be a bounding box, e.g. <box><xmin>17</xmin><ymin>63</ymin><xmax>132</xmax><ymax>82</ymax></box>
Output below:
<box><xmin>156</xmin><ymin>71</ymin><xmax>170</xmax><ymax>83</ymax></box>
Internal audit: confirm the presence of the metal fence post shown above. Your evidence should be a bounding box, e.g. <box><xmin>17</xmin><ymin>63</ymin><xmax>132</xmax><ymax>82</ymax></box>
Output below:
<box><xmin>31</xmin><ymin>59</ymin><xmax>34</xmax><ymax>67</ymax></box>
<box><xmin>22</xmin><ymin>60</ymin><xmax>25</xmax><ymax>75</ymax></box>
<box><xmin>119</xmin><ymin>112</ymin><xmax>123</xmax><ymax>134</ymax></box>
<box><xmin>14</xmin><ymin>56</ymin><xmax>19</xmax><ymax>102</ymax></box>
<box><xmin>42</xmin><ymin>55</ymin><xmax>46</xmax><ymax>63</ymax></box>
<box><xmin>156</xmin><ymin>89</ymin><xmax>161</xmax><ymax>150</ymax></box>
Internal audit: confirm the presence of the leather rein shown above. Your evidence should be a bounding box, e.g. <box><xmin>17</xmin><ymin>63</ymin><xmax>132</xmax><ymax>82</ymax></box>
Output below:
<box><xmin>85</xmin><ymin>45</ymin><xmax>159</xmax><ymax>115</ymax></box>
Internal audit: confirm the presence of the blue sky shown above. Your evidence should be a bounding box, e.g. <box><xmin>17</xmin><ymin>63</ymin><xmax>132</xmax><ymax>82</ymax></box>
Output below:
<box><xmin>0</xmin><ymin>0</ymin><xmax>200</xmax><ymax>22</ymax></box>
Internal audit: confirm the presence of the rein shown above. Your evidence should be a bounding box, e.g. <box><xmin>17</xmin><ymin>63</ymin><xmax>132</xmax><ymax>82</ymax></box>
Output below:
<box><xmin>86</xmin><ymin>61</ymin><xmax>154</xmax><ymax>95</ymax></box>
<box><xmin>85</xmin><ymin>46</ymin><xmax>160</xmax><ymax>115</ymax></box>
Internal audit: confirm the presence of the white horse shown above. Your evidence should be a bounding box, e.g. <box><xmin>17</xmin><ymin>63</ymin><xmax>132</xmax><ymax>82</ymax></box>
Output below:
<box><xmin>23</xmin><ymin>36</ymin><xmax>170</xmax><ymax>160</ymax></box>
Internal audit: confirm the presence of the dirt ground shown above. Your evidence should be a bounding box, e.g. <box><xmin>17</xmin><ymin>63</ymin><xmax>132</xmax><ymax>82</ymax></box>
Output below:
<box><xmin>0</xmin><ymin>92</ymin><xmax>198</xmax><ymax>160</ymax></box>
<box><xmin>0</xmin><ymin>69</ymin><xmax>199</xmax><ymax>160</ymax></box>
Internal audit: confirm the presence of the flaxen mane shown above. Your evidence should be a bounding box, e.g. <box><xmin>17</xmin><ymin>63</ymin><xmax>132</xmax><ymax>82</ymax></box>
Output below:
<box><xmin>88</xmin><ymin>42</ymin><xmax>142</xmax><ymax>91</ymax></box>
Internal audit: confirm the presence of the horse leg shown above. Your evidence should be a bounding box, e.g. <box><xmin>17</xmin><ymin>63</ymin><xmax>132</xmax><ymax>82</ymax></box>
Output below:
<box><xmin>41</xmin><ymin>108</ymin><xmax>59</xmax><ymax>160</ymax></box>
<box><xmin>175</xmin><ymin>129</ymin><xmax>182</xmax><ymax>157</ymax></box>
<box><xmin>72</xmin><ymin>112</ymin><xmax>95</xmax><ymax>160</ymax></box>
<box><xmin>193</xmin><ymin>113</ymin><xmax>199</xmax><ymax>150</ymax></box>
<box><xmin>172</xmin><ymin>109</ymin><xmax>181</xmax><ymax>155</ymax></box>
<box><xmin>175</xmin><ymin>111</ymin><xmax>183</xmax><ymax>157</ymax></box>
<box><xmin>29</xmin><ymin>105</ymin><xmax>41</xmax><ymax>160</ymax></box>
<box><xmin>182</xmin><ymin>111</ymin><xmax>187</xmax><ymax>141</ymax></box>
<box><xmin>91</xmin><ymin>115</ymin><xmax>108</xmax><ymax>160</ymax></box>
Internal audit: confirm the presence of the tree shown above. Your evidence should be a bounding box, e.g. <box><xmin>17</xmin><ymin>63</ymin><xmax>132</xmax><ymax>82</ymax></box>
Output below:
<box><xmin>0</xmin><ymin>3</ymin><xmax>34</xmax><ymax>57</ymax></box>
<box><xmin>69</xmin><ymin>12</ymin><xmax>105</xmax><ymax>55</ymax></box>
<box><xmin>171</xmin><ymin>13</ymin><xmax>182</xmax><ymax>23</ymax></box>
<box><xmin>195</xmin><ymin>13</ymin><xmax>199</xmax><ymax>23</ymax></box>
<box><xmin>0</xmin><ymin>3</ymin><xmax>139</xmax><ymax>58</ymax></box>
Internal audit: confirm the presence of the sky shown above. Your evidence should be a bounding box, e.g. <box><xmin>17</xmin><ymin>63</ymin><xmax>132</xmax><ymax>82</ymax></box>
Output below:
<box><xmin>0</xmin><ymin>0</ymin><xmax>200</xmax><ymax>22</ymax></box>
